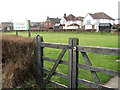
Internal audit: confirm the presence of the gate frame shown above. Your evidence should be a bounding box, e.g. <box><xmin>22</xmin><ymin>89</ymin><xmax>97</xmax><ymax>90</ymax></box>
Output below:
<box><xmin>34</xmin><ymin>35</ymin><xmax>120</xmax><ymax>90</ymax></box>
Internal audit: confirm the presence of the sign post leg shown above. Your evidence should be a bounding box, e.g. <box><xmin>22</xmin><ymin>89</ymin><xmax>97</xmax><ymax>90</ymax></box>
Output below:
<box><xmin>16</xmin><ymin>30</ymin><xmax>18</xmax><ymax>35</ymax></box>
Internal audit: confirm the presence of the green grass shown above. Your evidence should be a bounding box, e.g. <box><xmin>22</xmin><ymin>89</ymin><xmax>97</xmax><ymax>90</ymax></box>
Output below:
<box><xmin>4</xmin><ymin>31</ymin><xmax>119</xmax><ymax>88</ymax></box>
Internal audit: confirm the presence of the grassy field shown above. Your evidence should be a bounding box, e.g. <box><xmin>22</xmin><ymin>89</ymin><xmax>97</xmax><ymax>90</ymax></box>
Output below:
<box><xmin>4</xmin><ymin>31</ymin><xmax>119</xmax><ymax>88</ymax></box>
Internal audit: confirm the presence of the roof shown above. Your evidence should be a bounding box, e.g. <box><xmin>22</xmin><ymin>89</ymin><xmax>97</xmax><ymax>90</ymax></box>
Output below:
<box><xmin>65</xmin><ymin>14</ymin><xmax>76</xmax><ymax>21</ymax></box>
<box><xmin>1</xmin><ymin>22</ymin><xmax>13</xmax><ymax>24</ymax></box>
<box><xmin>47</xmin><ymin>17</ymin><xmax>60</xmax><ymax>23</ymax></box>
<box><xmin>64</xmin><ymin>14</ymin><xmax>84</xmax><ymax>21</ymax></box>
<box><xmin>74</xmin><ymin>16</ymin><xmax>84</xmax><ymax>21</ymax></box>
<box><xmin>99</xmin><ymin>23</ymin><xmax>112</xmax><ymax>26</ymax></box>
<box><xmin>89</xmin><ymin>12</ymin><xmax>113</xmax><ymax>20</ymax></box>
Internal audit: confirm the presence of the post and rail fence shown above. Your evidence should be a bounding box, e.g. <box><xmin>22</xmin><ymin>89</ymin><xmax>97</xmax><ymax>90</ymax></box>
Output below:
<box><xmin>34</xmin><ymin>35</ymin><xmax>120</xmax><ymax>90</ymax></box>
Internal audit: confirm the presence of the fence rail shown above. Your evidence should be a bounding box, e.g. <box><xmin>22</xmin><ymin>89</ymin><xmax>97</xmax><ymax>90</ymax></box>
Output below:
<box><xmin>41</xmin><ymin>42</ymin><xmax>119</xmax><ymax>56</ymax></box>
<box><xmin>77</xmin><ymin>45</ymin><xmax>119</xmax><ymax>56</ymax></box>
<box><xmin>41</xmin><ymin>42</ymin><xmax>69</xmax><ymax>49</ymax></box>
<box><xmin>34</xmin><ymin>35</ymin><xmax>120</xmax><ymax>90</ymax></box>
<box><xmin>43</xmin><ymin>56</ymin><xmax>119</xmax><ymax>77</ymax></box>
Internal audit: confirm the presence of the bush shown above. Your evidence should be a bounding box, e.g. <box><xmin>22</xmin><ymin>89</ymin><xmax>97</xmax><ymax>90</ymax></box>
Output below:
<box><xmin>2</xmin><ymin>34</ymin><xmax>35</xmax><ymax>88</ymax></box>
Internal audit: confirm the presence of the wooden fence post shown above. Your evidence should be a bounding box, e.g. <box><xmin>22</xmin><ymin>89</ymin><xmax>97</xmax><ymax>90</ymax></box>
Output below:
<box><xmin>34</xmin><ymin>35</ymin><xmax>44</xmax><ymax>88</ymax></box>
<box><xmin>28</xmin><ymin>20</ymin><xmax>31</xmax><ymax>37</ymax></box>
<box><xmin>28</xmin><ymin>30</ymin><xmax>31</xmax><ymax>37</ymax></box>
<box><xmin>68</xmin><ymin>38</ymin><xmax>73</xmax><ymax>88</ymax></box>
<box><xmin>68</xmin><ymin>38</ymin><xmax>79</xmax><ymax>89</ymax></box>
<box><xmin>72</xmin><ymin>38</ymin><xmax>79</xmax><ymax>89</ymax></box>
<box><xmin>16</xmin><ymin>30</ymin><xmax>18</xmax><ymax>35</ymax></box>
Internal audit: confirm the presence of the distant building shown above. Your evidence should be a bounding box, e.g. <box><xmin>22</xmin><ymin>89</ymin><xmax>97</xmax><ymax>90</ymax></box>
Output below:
<box><xmin>60</xmin><ymin>13</ymin><xmax>84</xmax><ymax>29</ymax></box>
<box><xmin>39</xmin><ymin>22</ymin><xmax>45</xmax><ymax>28</ymax></box>
<box><xmin>0</xmin><ymin>23</ymin><xmax>2</xmax><ymax>30</ymax></box>
<box><xmin>30</xmin><ymin>22</ymin><xmax>40</xmax><ymax>29</ymax></box>
<box><xmin>1</xmin><ymin>22</ymin><xmax>13</xmax><ymax>31</ymax></box>
<box><xmin>45</xmin><ymin>17</ymin><xmax>61</xmax><ymax>28</ymax></box>
<box><xmin>83</xmin><ymin>12</ymin><xmax>114</xmax><ymax>32</ymax></box>
<box><xmin>30</xmin><ymin>22</ymin><xmax>40</xmax><ymax>27</ymax></box>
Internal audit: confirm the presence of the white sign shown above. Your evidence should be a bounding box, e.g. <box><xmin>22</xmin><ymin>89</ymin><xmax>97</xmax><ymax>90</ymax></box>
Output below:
<box><xmin>13</xmin><ymin>21</ymin><xmax>29</xmax><ymax>30</ymax></box>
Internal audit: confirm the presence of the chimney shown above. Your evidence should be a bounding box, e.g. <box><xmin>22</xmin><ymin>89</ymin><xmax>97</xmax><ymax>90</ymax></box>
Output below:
<box><xmin>47</xmin><ymin>16</ymin><xmax>49</xmax><ymax>20</ymax></box>
<box><xmin>64</xmin><ymin>13</ymin><xmax>66</xmax><ymax>18</ymax></box>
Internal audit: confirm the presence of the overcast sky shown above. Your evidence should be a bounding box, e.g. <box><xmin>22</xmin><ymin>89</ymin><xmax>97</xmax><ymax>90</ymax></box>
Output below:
<box><xmin>0</xmin><ymin>0</ymin><xmax>119</xmax><ymax>22</ymax></box>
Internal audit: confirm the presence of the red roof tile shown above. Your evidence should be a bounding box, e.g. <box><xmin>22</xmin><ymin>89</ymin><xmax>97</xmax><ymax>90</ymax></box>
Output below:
<box><xmin>64</xmin><ymin>14</ymin><xmax>84</xmax><ymax>21</ymax></box>
<box><xmin>74</xmin><ymin>16</ymin><xmax>84</xmax><ymax>21</ymax></box>
<box><xmin>66</xmin><ymin>14</ymin><xmax>76</xmax><ymax>21</ymax></box>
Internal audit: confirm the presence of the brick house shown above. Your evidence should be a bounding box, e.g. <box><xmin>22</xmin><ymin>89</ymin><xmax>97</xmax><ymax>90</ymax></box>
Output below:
<box><xmin>45</xmin><ymin>17</ymin><xmax>61</xmax><ymax>28</ymax></box>
<box><xmin>39</xmin><ymin>22</ymin><xmax>45</xmax><ymax>28</ymax></box>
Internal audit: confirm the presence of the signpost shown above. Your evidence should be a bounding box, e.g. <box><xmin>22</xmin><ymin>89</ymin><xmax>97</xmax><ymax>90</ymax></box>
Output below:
<box><xmin>28</xmin><ymin>20</ymin><xmax>31</xmax><ymax>37</ymax></box>
<box><xmin>13</xmin><ymin>21</ymin><xmax>29</xmax><ymax>30</ymax></box>
<box><xmin>13</xmin><ymin>20</ymin><xmax>31</xmax><ymax>37</ymax></box>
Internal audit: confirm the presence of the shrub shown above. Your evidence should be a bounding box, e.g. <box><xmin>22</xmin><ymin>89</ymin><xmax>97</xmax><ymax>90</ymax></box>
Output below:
<box><xmin>2</xmin><ymin>34</ymin><xmax>35</xmax><ymax>88</ymax></box>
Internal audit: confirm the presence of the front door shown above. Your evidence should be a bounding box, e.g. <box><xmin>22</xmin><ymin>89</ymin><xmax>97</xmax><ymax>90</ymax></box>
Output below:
<box><xmin>92</xmin><ymin>25</ymin><xmax>94</xmax><ymax>29</ymax></box>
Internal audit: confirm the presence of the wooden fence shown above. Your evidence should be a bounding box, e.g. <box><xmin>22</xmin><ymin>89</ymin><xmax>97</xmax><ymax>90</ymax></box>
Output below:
<box><xmin>34</xmin><ymin>35</ymin><xmax>120</xmax><ymax>89</ymax></box>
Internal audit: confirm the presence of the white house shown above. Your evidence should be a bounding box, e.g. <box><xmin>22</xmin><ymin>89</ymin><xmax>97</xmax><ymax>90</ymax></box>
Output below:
<box><xmin>83</xmin><ymin>12</ymin><xmax>114</xmax><ymax>32</ymax></box>
<box><xmin>60</xmin><ymin>14</ymin><xmax>84</xmax><ymax>29</ymax></box>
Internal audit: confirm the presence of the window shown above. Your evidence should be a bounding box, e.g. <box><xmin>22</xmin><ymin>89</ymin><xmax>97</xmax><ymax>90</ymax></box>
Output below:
<box><xmin>86</xmin><ymin>20</ymin><xmax>91</xmax><ymax>25</ymax></box>
<box><xmin>62</xmin><ymin>20</ymin><xmax>65</xmax><ymax>24</ymax></box>
<box><xmin>8</xmin><ymin>24</ymin><xmax>11</xmax><ymax>26</ymax></box>
<box><xmin>46</xmin><ymin>23</ymin><xmax>47</xmax><ymax>25</ymax></box>
<box><xmin>95</xmin><ymin>19</ymin><xmax>100</xmax><ymax>24</ymax></box>
<box><xmin>74</xmin><ymin>21</ymin><xmax>78</xmax><ymax>24</ymax></box>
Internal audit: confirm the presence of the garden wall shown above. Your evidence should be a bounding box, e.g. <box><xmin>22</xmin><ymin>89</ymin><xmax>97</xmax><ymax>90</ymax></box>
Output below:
<box><xmin>2</xmin><ymin>34</ymin><xmax>34</xmax><ymax>88</ymax></box>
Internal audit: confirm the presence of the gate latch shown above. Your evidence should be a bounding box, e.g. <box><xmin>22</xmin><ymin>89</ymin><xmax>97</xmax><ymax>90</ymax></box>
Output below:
<box><xmin>73</xmin><ymin>47</ymin><xmax>77</xmax><ymax>51</ymax></box>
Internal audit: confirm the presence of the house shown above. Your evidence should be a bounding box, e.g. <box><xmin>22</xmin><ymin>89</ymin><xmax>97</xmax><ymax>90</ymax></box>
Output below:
<box><xmin>118</xmin><ymin>18</ymin><xmax>120</xmax><ymax>24</ymax></box>
<box><xmin>39</xmin><ymin>22</ymin><xmax>45</xmax><ymax>29</ymax></box>
<box><xmin>30</xmin><ymin>22</ymin><xmax>40</xmax><ymax>30</ymax></box>
<box><xmin>60</xmin><ymin>13</ymin><xmax>84</xmax><ymax>29</ymax></box>
<box><xmin>1</xmin><ymin>22</ymin><xmax>13</xmax><ymax>31</ymax></box>
<box><xmin>30</xmin><ymin>22</ymin><xmax>40</xmax><ymax>27</ymax></box>
<box><xmin>45</xmin><ymin>17</ymin><xmax>61</xmax><ymax>29</ymax></box>
<box><xmin>83</xmin><ymin>12</ymin><xmax>114</xmax><ymax>32</ymax></box>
